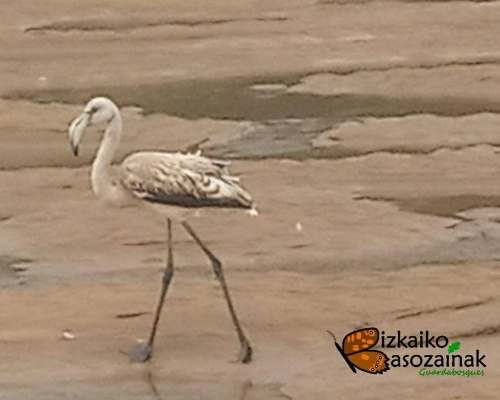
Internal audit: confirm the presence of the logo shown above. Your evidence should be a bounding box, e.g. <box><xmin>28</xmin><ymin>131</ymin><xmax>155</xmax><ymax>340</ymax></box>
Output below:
<box><xmin>327</xmin><ymin>327</ymin><xmax>486</xmax><ymax>377</ymax></box>
<box><xmin>326</xmin><ymin>328</ymin><xmax>390</xmax><ymax>374</ymax></box>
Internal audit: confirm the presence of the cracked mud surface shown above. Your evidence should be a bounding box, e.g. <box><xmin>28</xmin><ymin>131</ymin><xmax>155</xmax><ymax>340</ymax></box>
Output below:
<box><xmin>24</xmin><ymin>15</ymin><xmax>289</xmax><ymax>33</ymax></box>
<box><xmin>0</xmin><ymin>0</ymin><xmax>499</xmax><ymax>399</ymax></box>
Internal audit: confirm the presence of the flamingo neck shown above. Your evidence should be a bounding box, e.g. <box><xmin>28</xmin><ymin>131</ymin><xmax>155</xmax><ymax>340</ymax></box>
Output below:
<box><xmin>91</xmin><ymin>112</ymin><xmax>122</xmax><ymax>198</ymax></box>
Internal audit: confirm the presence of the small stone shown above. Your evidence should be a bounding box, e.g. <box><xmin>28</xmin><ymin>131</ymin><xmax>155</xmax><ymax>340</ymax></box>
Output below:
<box><xmin>62</xmin><ymin>330</ymin><xmax>76</xmax><ymax>340</ymax></box>
<box><xmin>295</xmin><ymin>222</ymin><xmax>303</xmax><ymax>233</ymax></box>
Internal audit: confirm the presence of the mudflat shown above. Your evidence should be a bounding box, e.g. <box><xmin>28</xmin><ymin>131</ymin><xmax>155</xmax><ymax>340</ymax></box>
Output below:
<box><xmin>0</xmin><ymin>1</ymin><xmax>499</xmax><ymax>399</ymax></box>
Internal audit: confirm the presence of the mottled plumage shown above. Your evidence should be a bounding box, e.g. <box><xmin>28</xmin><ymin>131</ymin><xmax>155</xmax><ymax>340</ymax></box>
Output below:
<box><xmin>121</xmin><ymin>152</ymin><xmax>254</xmax><ymax>209</ymax></box>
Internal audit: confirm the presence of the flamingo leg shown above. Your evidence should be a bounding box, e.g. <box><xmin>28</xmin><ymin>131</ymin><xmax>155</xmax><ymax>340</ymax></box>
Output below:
<box><xmin>182</xmin><ymin>221</ymin><xmax>252</xmax><ymax>363</ymax></box>
<box><xmin>129</xmin><ymin>218</ymin><xmax>174</xmax><ymax>362</ymax></box>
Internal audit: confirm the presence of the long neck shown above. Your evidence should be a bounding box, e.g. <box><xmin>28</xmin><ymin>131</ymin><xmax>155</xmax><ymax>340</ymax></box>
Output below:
<box><xmin>91</xmin><ymin>112</ymin><xmax>122</xmax><ymax>197</ymax></box>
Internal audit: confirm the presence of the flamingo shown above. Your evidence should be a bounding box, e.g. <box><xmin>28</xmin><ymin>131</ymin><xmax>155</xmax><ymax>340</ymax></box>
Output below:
<box><xmin>68</xmin><ymin>97</ymin><xmax>255</xmax><ymax>363</ymax></box>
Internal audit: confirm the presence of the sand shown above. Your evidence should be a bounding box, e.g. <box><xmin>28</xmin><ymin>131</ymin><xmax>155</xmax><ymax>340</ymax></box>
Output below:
<box><xmin>0</xmin><ymin>1</ymin><xmax>499</xmax><ymax>399</ymax></box>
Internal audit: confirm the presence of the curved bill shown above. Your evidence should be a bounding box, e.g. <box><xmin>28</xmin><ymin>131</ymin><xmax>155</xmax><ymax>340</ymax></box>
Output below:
<box><xmin>68</xmin><ymin>113</ymin><xmax>90</xmax><ymax>156</ymax></box>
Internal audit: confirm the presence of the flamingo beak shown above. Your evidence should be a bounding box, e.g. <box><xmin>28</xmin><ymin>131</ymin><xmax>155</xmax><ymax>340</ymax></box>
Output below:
<box><xmin>68</xmin><ymin>112</ymin><xmax>89</xmax><ymax>157</ymax></box>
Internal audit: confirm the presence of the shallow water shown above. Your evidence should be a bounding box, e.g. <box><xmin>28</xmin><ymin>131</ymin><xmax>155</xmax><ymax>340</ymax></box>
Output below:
<box><xmin>7</xmin><ymin>75</ymin><xmax>500</xmax><ymax>122</ymax></box>
<box><xmin>7</xmin><ymin>75</ymin><xmax>500</xmax><ymax>159</ymax></box>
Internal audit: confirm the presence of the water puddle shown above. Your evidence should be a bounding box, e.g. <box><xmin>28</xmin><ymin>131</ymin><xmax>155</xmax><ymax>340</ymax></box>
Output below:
<box><xmin>356</xmin><ymin>194</ymin><xmax>500</xmax><ymax>218</ymax></box>
<box><xmin>6</xmin><ymin>74</ymin><xmax>500</xmax><ymax>158</ymax></box>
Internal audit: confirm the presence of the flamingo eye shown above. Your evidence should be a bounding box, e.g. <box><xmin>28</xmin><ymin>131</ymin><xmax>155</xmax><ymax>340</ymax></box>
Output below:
<box><xmin>86</xmin><ymin>106</ymin><xmax>99</xmax><ymax>115</ymax></box>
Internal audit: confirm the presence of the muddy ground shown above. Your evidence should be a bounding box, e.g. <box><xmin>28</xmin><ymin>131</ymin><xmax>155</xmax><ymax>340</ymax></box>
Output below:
<box><xmin>0</xmin><ymin>1</ymin><xmax>499</xmax><ymax>399</ymax></box>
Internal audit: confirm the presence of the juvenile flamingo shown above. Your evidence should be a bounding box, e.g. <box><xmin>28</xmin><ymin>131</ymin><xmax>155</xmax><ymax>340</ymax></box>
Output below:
<box><xmin>68</xmin><ymin>97</ymin><xmax>255</xmax><ymax>363</ymax></box>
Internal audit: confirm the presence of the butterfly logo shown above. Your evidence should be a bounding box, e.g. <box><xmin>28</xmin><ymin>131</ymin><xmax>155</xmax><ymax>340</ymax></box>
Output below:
<box><xmin>327</xmin><ymin>328</ymin><xmax>390</xmax><ymax>374</ymax></box>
